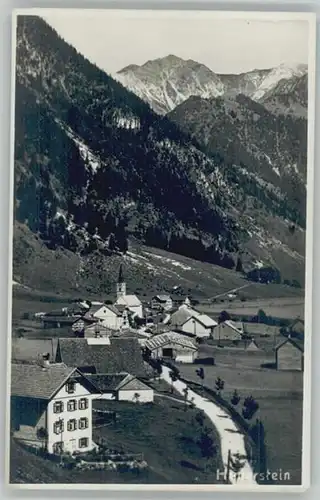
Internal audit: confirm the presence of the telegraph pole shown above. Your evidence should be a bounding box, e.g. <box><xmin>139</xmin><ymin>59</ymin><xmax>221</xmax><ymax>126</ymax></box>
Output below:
<box><xmin>226</xmin><ymin>449</ymin><xmax>231</xmax><ymax>483</ymax></box>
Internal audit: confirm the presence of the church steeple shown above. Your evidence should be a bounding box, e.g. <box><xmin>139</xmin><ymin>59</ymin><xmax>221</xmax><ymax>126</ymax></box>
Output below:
<box><xmin>116</xmin><ymin>264</ymin><xmax>126</xmax><ymax>298</ymax></box>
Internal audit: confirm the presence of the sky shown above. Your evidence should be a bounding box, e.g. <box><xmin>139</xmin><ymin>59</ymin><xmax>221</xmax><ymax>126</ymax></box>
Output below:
<box><xmin>41</xmin><ymin>10</ymin><xmax>310</xmax><ymax>76</ymax></box>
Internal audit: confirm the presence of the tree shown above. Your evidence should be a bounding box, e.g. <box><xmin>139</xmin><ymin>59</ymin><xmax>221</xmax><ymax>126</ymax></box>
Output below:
<box><xmin>257</xmin><ymin>309</ymin><xmax>267</xmax><ymax>324</ymax></box>
<box><xmin>235</xmin><ymin>256</ymin><xmax>243</xmax><ymax>273</ymax></box>
<box><xmin>133</xmin><ymin>392</ymin><xmax>141</xmax><ymax>404</ymax></box>
<box><xmin>182</xmin><ymin>387</ymin><xmax>189</xmax><ymax>411</ymax></box>
<box><xmin>108</xmin><ymin>232</ymin><xmax>117</xmax><ymax>251</ymax></box>
<box><xmin>196</xmin><ymin>367</ymin><xmax>205</xmax><ymax>386</ymax></box>
<box><xmin>242</xmin><ymin>395</ymin><xmax>259</xmax><ymax>420</ymax></box>
<box><xmin>231</xmin><ymin>389</ymin><xmax>241</xmax><ymax>406</ymax></box>
<box><xmin>36</xmin><ymin>427</ymin><xmax>48</xmax><ymax>449</ymax></box>
<box><xmin>198</xmin><ymin>427</ymin><xmax>216</xmax><ymax>460</ymax></box>
<box><xmin>215</xmin><ymin>377</ymin><xmax>225</xmax><ymax>394</ymax></box>
<box><xmin>169</xmin><ymin>369</ymin><xmax>178</xmax><ymax>393</ymax></box>
<box><xmin>218</xmin><ymin>310</ymin><xmax>231</xmax><ymax>324</ymax></box>
<box><xmin>195</xmin><ymin>411</ymin><xmax>205</xmax><ymax>427</ymax></box>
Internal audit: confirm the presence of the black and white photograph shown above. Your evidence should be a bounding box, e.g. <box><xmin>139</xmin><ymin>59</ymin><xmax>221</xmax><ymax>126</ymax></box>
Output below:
<box><xmin>7</xmin><ymin>9</ymin><xmax>316</xmax><ymax>490</ymax></box>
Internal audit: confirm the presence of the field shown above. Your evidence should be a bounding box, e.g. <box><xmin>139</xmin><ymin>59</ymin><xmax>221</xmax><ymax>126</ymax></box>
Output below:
<box><xmin>92</xmin><ymin>397</ymin><xmax>224</xmax><ymax>484</ymax></box>
<box><xmin>178</xmin><ymin>346</ymin><xmax>303</xmax><ymax>485</ymax></box>
<box><xmin>198</xmin><ymin>296</ymin><xmax>305</xmax><ymax>321</ymax></box>
<box><xmin>10</xmin><ymin>396</ymin><xmax>223</xmax><ymax>485</ymax></box>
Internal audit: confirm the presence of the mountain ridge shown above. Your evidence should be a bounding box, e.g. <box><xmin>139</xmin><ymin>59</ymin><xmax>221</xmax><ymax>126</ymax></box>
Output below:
<box><xmin>115</xmin><ymin>54</ymin><xmax>308</xmax><ymax>115</ymax></box>
<box><xmin>13</xmin><ymin>16</ymin><xmax>306</xmax><ymax>291</ymax></box>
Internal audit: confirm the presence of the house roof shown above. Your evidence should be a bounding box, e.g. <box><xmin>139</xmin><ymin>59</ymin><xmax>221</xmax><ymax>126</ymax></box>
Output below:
<box><xmin>12</xmin><ymin>338</ymin><xmax>59</xmax><ymax>363</ymax></box>
<box><xmin>153</xmin><ymin>295</ymin><xmax>171</xmax><ymax>302</ymax></box>
<box><xmin>224</xmin><ymin>320</ymin><xmax>244</xmax><ymax>335</ymax></box>
<box><xmin>10</xmin><ymin>363</ymin><xmax>76</xmax><ymax>400</ymax></box>
<box><xmin>170</xmin><ymin>305</ymin><xmax>200</xmax><ymax>327</ymax></box>
<box><xmin>86</xmin><ymin>373</ymin><xmax>128</xmax><ymax>392</ymax></box>
<box><xmin>275</xmin><ymin>337</ymin><xmax>304</xmax><ymax>353</ymax></box>
<box><xmin>145</xmin><ymin>332</ymin><xmax>197</xmax><ymax>351</ymax></box>
<box><xmin>115</xmin><ymin>295</ymin><xmax>142</xmax><ymax>307</ymax></box>
<box><xmin>184</xmin><ymin>314</ymin><xmax>217</xmax><ymax>328</ymax></box>
<box><xmin>56</xmin><ymin>337</ymin><xmax>148</xmax><ymax>377</ymax></box>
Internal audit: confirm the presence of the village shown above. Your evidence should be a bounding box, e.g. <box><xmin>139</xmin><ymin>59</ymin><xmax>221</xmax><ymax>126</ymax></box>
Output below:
<box><xmin>10</xmin><ymin>264</ymin><xmax>305</xmax><ymax>485</ymax></box>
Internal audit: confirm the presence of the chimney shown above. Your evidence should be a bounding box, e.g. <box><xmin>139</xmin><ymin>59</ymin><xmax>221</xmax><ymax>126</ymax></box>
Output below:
<box><xmin>40</xmin><ymin>352</ymin><xmax>50</xmax><ymax>368</ymax></box>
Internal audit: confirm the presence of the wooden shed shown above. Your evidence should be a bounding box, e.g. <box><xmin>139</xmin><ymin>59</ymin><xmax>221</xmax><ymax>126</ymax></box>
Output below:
<box><xmin>275</xmin><ymin>337</ymin><xmax>304</xmax><ymax>371</ymax></box>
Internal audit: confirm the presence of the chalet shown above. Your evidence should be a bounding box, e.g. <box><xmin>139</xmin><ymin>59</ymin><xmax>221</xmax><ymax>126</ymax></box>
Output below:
<box><xmin>55</xmin><ymin>337</ymin><xmax>149</xmax><ymax>378</ymax></box>
<box><xmin>84</xmin><ymin>303</ymin><xmax>130</xmax><ymax>331</ymax></box>
<box><xmin>11</xmin><ymin>361</ymin><xmax>96</xmax><ymax>455</ymax></box>
<box><xmin>71</xmin><ymin>316</ymin><xmax>97</xmax><ymax>335</ymax></box>
<box><xmin>180</xmin><ymin>314</ymin><xmax>217</xmax><ymax>339</ymax></box>
<box><xmin>42</xmin><ymin>315</ymin><xmax>78</xmax><ymax>329</ymax></box>
<box><xmin>114</xmin><ymin>265</ymin><xmax>143</xmax><ymax>318</ymax></box>
<box><xmin>151</xmin><ymin>295</ymin><xmax>173</xmax><ymax>312</ymax></box>
<box><xmin>145</xmin><ymin>332</ymin><xmax>198</xmax><ymax>364</ymax></box>
<box><xmin>211</xmin><ymin>320</ymin><xmax>244</xmax><ymax>343</ymax></box>
<box><xmin>169</xmin><ymin>304</ymin><xmax>217</xmax><ymax>339</ymax></box>
<box><xmin>87</xmin><ymin>372</ymin><xmax>154</xmax><ymax>403</ymax></box>
<box><xmin>169</xmin><ymin>304</ymin><xmax>200</xmax><ymax>329</ymax></box>
<box><xmin>275</xmin><ymin>337</ymin><xmax>304</xmax><ymax>371</ymax></box>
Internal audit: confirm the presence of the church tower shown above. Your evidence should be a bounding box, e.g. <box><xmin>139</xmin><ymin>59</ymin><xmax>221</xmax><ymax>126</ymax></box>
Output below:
<box><xmin>116</xmin><ymin>264</ymin><xmax>126</xmax><ymax>299</ymax></box>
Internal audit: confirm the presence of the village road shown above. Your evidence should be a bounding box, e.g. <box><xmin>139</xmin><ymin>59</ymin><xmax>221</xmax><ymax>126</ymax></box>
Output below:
<box><xmin>161</xmin><ymin>365</ymin><xmax>257</xmax><ymax>485</ymax></box>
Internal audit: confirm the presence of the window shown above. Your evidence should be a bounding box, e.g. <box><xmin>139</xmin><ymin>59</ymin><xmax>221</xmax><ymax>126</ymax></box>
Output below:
<box><xmin>66</xmin><ymin>381</ymin><xmax>76</xmax><ymax>394</ymax></box>
<box><xmin>79</xmin><ymin>437</ymin><xmax>89</xmax><ymax>448</ymax></box>
<box><xmin>67</xmin><ymin>419</ymin><xmax>77</xmax><ymax>431</ymax></box>
<box><xmin>79</xmin><ymin>398</ymin><xmax>88</xmax><ymax>410</ymax></box>
<box><xmin>53</xmin><ymin>401</ymin><xmax>63</xmax><ymax>414</ymax></box>
<box><xmin>53</xmin><ymin>420</ymin><xmax>64</xmax><ymax>434</ymax></box>
<box><xmin>53</xmin><ymin>441</ymin><xmax>64</xmax><ymax>454</ymax></box>
<box><xmin>67</xmin><ymin>400</ymin><xmax>77</xmax><ymax>412</ymax></box>
<box><xmin>79</xmin><ymin>417</ymin><xmax>88</xmax><ymax>430</ymax></box>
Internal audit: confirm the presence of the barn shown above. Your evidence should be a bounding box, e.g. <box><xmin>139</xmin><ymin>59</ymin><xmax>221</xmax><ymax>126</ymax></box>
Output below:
<box><xmin>211</xmin><ymin>320</ymin><xmax>243</xmax><ymax>343</ymax></box>
<box><xmin>275</xmin><ymin>337</ymin><xmax>304</xmax><ymax>371</ymax></box>
<box><xmin>145</xmin><ymin>332</ymin><xmax>198</xmax><ymax>363</ymax></box>
<box><xmin>87</xmin><ymin>373</ymin><xmax>154</xmax><ymax>403</ymax></box>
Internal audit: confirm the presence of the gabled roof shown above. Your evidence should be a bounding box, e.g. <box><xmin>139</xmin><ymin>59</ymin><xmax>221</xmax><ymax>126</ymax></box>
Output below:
<box><xmin>170</xmin><ymin>305</ymin><xmax>200</xmax><ymax>327</ymax></box>
<box><xmin>86</xmin><ymin>373</ymin><xmax>128</xmax><ymax>392</ymax></box>
<box><xmin>153</xmin><ymin>295</ymin><xmax>171</xmax><ymax>302</ymax></box>
<box><xmin>56</xmin><ymin>337</ymin><xmax>148</xmax><ymax>377</ymax></box>
<box><xmin>224</xmin><ymin>320</ymin><xmax>244</xmax><ymax>335</ymax></box>
<box><xmin>12</xmin><ymin>338</ymin><xmax>58</xmax><ymax>362</ymax></box>
<box><xmin>115</xmin><ymin>295</ymin><xmax>142</xmax><ymax>307</ymax></box>
<box><xmin>275</xmin><ymin>336</ymin><xmax>304</xmax><ymax>353</ymax></box>
<box><xmin>184</xmin><ymin>314</ymin><xmax>217</xmax><ymax>328</ymax></box>
<box><xmin>11</xmin><ymin>363</ymin><xmax>76</xmax><ymax>400</ymax></box>
<box><xmin>145</xmin><ymin>332</ymin><xmax>197</xmax><ymax>351</ymax></box>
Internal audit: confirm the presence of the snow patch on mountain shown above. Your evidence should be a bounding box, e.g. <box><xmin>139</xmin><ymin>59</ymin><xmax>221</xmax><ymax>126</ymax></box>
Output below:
<box><xmin>56</xmin><ymin>118</ymin><xmax>102</xmax><ymax>173</ymax></box>
<box><xmin>253</xmin><ymin>63</ymin><xmax>307</xmax><ymax>101</ymax></box>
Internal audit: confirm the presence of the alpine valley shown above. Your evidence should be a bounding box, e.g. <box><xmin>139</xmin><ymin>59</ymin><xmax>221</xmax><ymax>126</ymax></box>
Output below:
<box><xmin>13</xmin><ymin>16</ymin><xmax>307</xmax><ymax>296</ymax></box>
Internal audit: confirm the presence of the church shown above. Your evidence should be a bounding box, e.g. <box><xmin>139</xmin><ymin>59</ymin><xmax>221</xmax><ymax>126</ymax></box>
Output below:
<box><xmin>114</xmin><ymin>265</ymin><xmax>144</xmax><ymax>318</ymax></box>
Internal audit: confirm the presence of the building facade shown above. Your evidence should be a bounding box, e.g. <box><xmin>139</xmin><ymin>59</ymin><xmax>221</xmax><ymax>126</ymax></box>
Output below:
<box><xmin>11</xmin><ymin>362</ymin><xmax>96</xmax><ymax>455</ymax></box>
<box><xmin>275</xmin><ymin>338</ymin><xmax>304</xmax><ymax>371</ymax></box>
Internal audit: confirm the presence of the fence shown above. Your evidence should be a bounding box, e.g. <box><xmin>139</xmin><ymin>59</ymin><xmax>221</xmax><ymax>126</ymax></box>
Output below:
<box><xmin>179</xmin><ymin>376</ymin><xmax>269</xmax><ymax>482</ymax></box>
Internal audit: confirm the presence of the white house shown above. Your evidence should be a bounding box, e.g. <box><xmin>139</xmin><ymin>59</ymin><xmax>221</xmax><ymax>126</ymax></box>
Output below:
<box><xmin>87</xmin><ymin>372</ymin><xmax>154</xmax><ymax>403</ymax></box>
<box><xmin>180</xmin><ymin>314</ymin><xmax>218</xmax><ymax>339</ymax></box>
<box><xmin>151</xmin><ymin>295</ymin><xmax>173</xmax><ymax>312</ymax></box>
<box><xmin>169</xmin><ymin>304</ymin><xmax>217</xmax><ymax>339</ymax></box>
<box><xmin>114</xmin><ymin>265</ymin><xmax>143</xmax><ymax>318</ymax></box>
<box><xmin>84</xmin><ymin>303</ymin><xmax>130</xmax><ymax>331</ymax></box>
<box><xmin>10</xmin><ymin>361</ymin><xmax>96</xmax><ymax>455</ymax></box>
<box><xmin>145</xmin><ymin>332</ymin><xmax>198</xmax><ymax>363</ymax></box>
